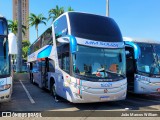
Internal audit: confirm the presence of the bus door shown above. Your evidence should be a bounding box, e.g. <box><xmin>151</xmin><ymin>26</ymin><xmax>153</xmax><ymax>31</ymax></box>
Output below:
<box><xmin>125</xmin><ymin>46</ymin><xmax>135</xmax><ymax>92</ymax></box>
<box><xmin>41</xmin><ymin>58</ymin><xmax>49</xmax><ymax>88</ymax></box>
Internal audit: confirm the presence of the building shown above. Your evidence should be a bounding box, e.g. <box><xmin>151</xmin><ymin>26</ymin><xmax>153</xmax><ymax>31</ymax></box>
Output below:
<box><xmin>12</xmin><ymin>0</ymin><xmax>29</xmax><ymax>41</ymax></box>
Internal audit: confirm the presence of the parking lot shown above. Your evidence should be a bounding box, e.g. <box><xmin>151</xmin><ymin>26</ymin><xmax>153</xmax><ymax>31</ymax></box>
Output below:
<box><xmin>0</xmin><ymin>79</ymin><xmax>160</xmax><ymax>118</ymax></box>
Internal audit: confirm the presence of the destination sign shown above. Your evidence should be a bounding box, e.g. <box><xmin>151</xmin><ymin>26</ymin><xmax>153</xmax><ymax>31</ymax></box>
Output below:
<box><xmin>76</xmin><ymin>37</ymin><xmax>124</xmax><ymax>48</ymax></box>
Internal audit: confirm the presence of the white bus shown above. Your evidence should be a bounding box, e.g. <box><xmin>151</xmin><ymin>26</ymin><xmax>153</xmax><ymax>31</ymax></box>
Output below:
<box><xmin>0</xmin><ymin>15</ymin><xmax>17</xmax><ymax>102</ymax></box>
<box><xmin>28</xmin><ymin>12</ymin><xmax>127</xmax><ymax>103</ymax></box>
<box><xmin>124</xmin><ymin>37</ymin><xmax>160</xmax><ymax>94</ymax></box>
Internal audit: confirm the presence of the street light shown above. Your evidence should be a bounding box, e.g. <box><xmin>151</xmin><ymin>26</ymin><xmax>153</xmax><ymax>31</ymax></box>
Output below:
<box><xmin>106</xmin><ymin>0</ymin><xmax>109</xmax><ymax>17</ymax></box>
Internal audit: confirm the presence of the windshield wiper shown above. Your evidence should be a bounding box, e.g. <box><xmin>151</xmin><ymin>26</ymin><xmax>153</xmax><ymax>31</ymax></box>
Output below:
<box><xmin>106</xmin><ymin>70</ymin><xmax>125</xmax><ymax>77</ymax></box>
<box><xmin>97</xmin><ymin>68</ymin><xmax>125</xmax><ymax>78</ymax></box>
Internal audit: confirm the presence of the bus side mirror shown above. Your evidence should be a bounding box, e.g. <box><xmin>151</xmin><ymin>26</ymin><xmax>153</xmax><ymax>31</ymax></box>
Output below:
<box><xmin>8</xmin><ymin>33</ymin><xmax>17</xmax><ymax>55</ymax></box>
<box><xmin>69</xmin><ymin>36</ymin><xmax>77</xmax><ymax>54</ymax></box>
<box><xmin>57</xmin><ymin>36</ymin><xmax>77</xmax><ymax>54</ymax></box>
<box><xmin>57</xmin><ymin>37</ymin><xmax>69</xmax><ymax>43</ymax></box>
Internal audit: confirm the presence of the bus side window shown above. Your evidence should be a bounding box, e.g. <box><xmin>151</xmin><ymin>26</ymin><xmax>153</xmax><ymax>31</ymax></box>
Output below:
<box><xmin>54</xmin><ymin>15</ymin><xmax>68</xmax><ymax>40</ymax></box>
<box><xmin>38</xmin><ymin>61</ymin><xmax>42</xmax><ymax>72</ymax></box>
<box><xmin>42</xmin><ymin>28</ymin><xmax>53</xmax><ymax>47</ymax></box>
<box><xmin>32</xmin><ymin>62</ymin><xmax>38</xmax><ymax>72</ymax></box>
<box><xmin>49</xmin><ymin>60</ymin><xmax>55</xmax><ymax>72</ymax></box>
<box><xmin>62</xmin><ymin>52</ymin><xmax>70</xmax><ymax>74</ymax></box>
<box><xmin>58</xmin><ymin>54</ymin><xmax>62</xmax><ymax>69</ymax></box>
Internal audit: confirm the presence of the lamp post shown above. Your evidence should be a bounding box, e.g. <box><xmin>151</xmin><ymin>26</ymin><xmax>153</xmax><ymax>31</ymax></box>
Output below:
<box><xmin>106</xmin><ymin>0</ymin><xmax>109</xmax><ymax>17</ymax></box>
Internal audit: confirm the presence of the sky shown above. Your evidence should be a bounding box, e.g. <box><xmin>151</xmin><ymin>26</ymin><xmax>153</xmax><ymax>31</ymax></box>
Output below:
<box><xmin>0</xmin><ymin>0</ymin><xmax>160</xmax><ymax>44</ymax></box>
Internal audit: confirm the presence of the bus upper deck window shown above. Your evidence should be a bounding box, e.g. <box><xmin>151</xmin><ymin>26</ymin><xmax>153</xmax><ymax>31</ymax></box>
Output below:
<box><xmin>0</xmin><ymin>21</ymin><xmax>4</xmax><ymax>34</ymax></box>
<box><xmin>0</xmin><ymin>20</ymin><xmax>7</xmax><ymax>35</ymax></box>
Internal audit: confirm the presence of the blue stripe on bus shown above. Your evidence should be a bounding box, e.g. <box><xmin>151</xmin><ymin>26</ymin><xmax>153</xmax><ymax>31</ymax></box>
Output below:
<box><xmin>37</xmin><ymin>45</ymin><xmax>52</xmax><ymax>59</ymax></box>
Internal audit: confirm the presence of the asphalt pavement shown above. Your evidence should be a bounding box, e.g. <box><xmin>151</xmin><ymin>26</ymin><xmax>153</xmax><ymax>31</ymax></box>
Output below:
<box><xmin>0</xmin><ymin>79</ymin><xmax>160</xmax><ymax>119</ymax></box>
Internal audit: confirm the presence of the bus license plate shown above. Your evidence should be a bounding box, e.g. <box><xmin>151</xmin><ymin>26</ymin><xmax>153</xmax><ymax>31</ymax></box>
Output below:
<box><xmin>100</xmin><ymin>96</ymin><xmax>109</xmax><ymax>100</ymax></box>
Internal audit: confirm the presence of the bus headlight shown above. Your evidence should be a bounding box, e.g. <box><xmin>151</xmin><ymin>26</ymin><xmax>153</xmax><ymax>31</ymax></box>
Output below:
<box><xmin>72</xmin><ymin>83</ymin><xmax>90</xmax><ymax>92</ymax></box>
<box><xmin>81</xmin><ymin>86</ymin><xmax>90</xmax><ymax>91</ymax></box>
<box><xmin>73</xmin><ymin>83</ymin><xmax>89</xmax><ymax>90</ymax></box>
<box><xmin>0</xmin><ymin>84</ymin><xmax>11</xmax><ymax>91</ymax></box>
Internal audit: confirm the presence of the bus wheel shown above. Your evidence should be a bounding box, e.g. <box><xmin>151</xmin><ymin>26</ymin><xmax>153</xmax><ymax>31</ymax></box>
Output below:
<box><xmin>30</xmin><ymin>74</ymin><xmax>35</xmax><ymax>84</ymax></box>
<box><xmin>50</xmin><ymin>81</ymin><xmax>58</xmax><ymax>102</ymax></box>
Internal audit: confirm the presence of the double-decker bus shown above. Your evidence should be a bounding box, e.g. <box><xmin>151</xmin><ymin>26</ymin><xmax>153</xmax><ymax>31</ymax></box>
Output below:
<box><xmin>0</xmin><ymin>15</ymin><xmax>17</xmax><ymax>102</ymax></box>
<box><xmin>28</xmin><ymin>12</ymin><xmax>127</xmax><ymax>103</ymax></box>
<box><xmin>124</xmin><ymin>37</ymin><xmax>160</xmax><ymax>94</ymax></box>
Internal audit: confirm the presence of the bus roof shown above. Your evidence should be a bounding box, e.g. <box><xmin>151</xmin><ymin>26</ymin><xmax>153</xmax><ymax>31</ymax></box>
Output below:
<box><xmin>0</xmin><ymin>15</ymin><xmax>6</xmax><ymax>19</ymax></box>
<box><xmin>53</xmin><ymin>11</ymin><xmax>111</xmax><ymax>23</ymax></box>
<box><xmin>123</xmin><ymin>37</ymin><xmax>160</xmax><ymax>44</ymax></box>
<box><xmin>0</xmin><ymin>14</ymin><xmax>3</xmax><ymax>17</ymax></box>
<box><xmin>54</xmin><ymin>11</ymin><xmax>123</xmax><ymax>42</ymax></box>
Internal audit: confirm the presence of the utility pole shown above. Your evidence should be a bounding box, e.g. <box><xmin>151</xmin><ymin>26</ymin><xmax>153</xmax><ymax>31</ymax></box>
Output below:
<box><xmin>106</xmin><ymin>0</ymin><xmax>109</xmax><ymax>17</ymax></box>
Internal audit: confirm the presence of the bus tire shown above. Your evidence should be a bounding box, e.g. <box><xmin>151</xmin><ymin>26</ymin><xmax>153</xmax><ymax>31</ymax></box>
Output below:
<box><xmin>30</xmin><ymin>73</ymin><xmax>35</xmax><ymax>84</ymax></box>
<box><xmin>50</xmin><ymin>79</ymin><xmax>59</xmax><ymax>102</ymax></box>
<box><xmin>32</xmin><ymin>76</ymin><xmax>35</xmax><ymax>84</ymax></box>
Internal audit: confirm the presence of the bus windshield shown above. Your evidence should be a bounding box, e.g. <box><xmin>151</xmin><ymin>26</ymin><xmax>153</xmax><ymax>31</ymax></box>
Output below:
<box><xmin>153</xmin><ymin>44</ymin><xmax>160</xmax><ymax>58</ymax></box>
<box><xmin>69</xmin><ymin>12</ymin><xmax>122</xmax><ymax>42</ymax></box>
<box><xmin>0</xmin><ymin>37</ymin><xmax>10</xmax><ymax>76</ymax></box>
<box><xmin>153</xmin><ymin>44</ymin><xmax>160</xmax><ymax>74</ymax></box>
<box><xmin>73</xmin><ymin>45</ymin><xmax>126</xmax><ymax>81</ymax></box>
<box><xmin>137</xmin><ymin>43</ymin><xmax>160</xmax><ymax>75</ymax></box>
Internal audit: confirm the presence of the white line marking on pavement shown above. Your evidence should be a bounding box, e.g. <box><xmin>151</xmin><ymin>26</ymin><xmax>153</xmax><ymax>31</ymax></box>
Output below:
<box><xmin>19</xmin><ymin>80</ymin><xmax>35</xmax><ymax>104</ymax></box>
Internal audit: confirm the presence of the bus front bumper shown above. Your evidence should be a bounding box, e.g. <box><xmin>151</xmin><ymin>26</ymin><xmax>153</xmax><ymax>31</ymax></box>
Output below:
<box><xmin>0</xmin><ymin>88</ymin><xmax>12</xmax><ymax>102</ymax></box>
<box><xmin>71</xmin><ymin>86</ymin><xmax>127</xmax><ymax>103</ymax></box>
<box><xmin>134</xmin><ymin>80</ymin><xmax>160</xmax><ymax>94</ymax></box>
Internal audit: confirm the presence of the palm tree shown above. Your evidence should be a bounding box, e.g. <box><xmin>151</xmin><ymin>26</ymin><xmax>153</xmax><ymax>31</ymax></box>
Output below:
<box><xmin>67</xmin><ymin>6</ymin><xmax>74</xmax><ymax>11</ymax></box>
<box><xmin>48</xmin><ymin>5</ymin><xmax>64</xmax><ymax>22</ymax></box>
<box><xmin>28</xmin><ymin>13</ymin><xmax>47</xmax><ymax>38</ymax></box>
<box><xmin>8</xmin><ymin>20</ymin><xmax>26</xmax><ymax>35</ymax></box>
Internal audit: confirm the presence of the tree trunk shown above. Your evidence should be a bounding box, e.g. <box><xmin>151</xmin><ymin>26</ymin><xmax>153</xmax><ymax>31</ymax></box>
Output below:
<box><xmin>17</xmin><ymin>0</ymin><xmax>22</xmax><ymax>72</ymax></box>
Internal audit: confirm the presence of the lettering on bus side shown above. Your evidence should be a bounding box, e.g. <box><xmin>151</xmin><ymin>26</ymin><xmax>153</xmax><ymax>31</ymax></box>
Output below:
<box><xmin>99</xmin><ymin>42</ymin><xmax>119</xmax><ymax>48</ymax></box>
<box><xmin>135</xmin><ymin>75</ymin><xmax>150</xmax><ymax>82</ymax></box>
<box><xmin>85</xmin><ymin>40</ymin><xmax>119</xmax><ymax>48</ymax></box>
<box><xmin>85</xmin><ymin>41</ymin><xmax>99</xmax><ymax>45</ymax></box>
<box><xmin>101</xmin><ymin>82</ymin><xmax>112</xmax><ymax>87</ymax></box>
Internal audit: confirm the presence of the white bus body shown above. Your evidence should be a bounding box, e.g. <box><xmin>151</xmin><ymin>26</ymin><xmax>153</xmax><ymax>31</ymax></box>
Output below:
<box><xmin>28</xmin><ymin>12</ymin><xmax>127</xmax><ymax>103</ymax></box>
<box><xmin>0</xmin><ymin>16</ymin><xmax>17</xmax><ymax>102</ymax></box>
<box><xmin>124</xmin><ymin>37</ymin><xmax>160</xmax><ymax>94</ymax></box>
